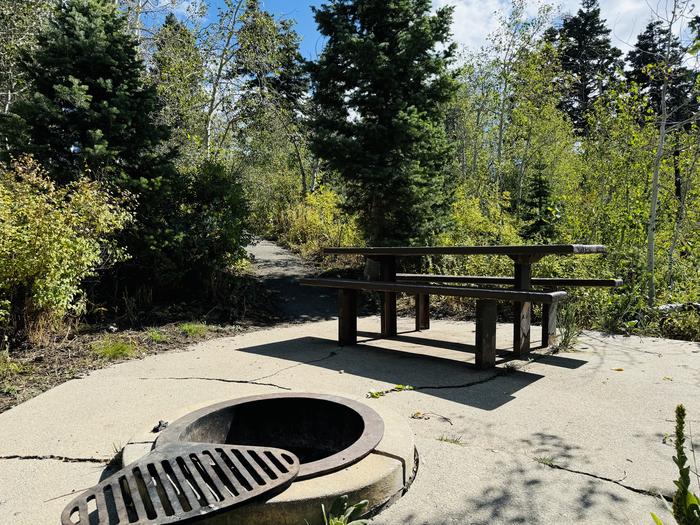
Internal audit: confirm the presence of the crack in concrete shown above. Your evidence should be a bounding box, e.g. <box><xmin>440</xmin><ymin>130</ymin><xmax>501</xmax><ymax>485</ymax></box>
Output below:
<box><xmin>250</xmin><ymin>351</ymin><xmax>338</xmax><ymax>382</ymax></box>
<box><xmin>0</xmin><ymin>454</ymin><xmax>108</xmax><ymax>464</ymax></box>
<box><xmin>138</xmin><ymin>376</ymin><xmax>291</xmax><ymax>390</ymax></box>
<box><xmin>541</xmin><ymin>462</ymin><xmax>673</xmax><ymax>500</ymax></box>
<box><xmin>415</xmin><ymin>373</ymin><xmax>501</xmax><ymax>391</ymax></box>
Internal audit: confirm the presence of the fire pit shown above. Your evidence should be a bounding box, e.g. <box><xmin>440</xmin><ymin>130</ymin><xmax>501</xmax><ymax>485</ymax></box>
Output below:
<box><xmin>116</xmin><ymin>393</ymin><xmax>416</xmax><ymax>525</ymax></box>
<box><xmin>155</xmin><ymin>393</ymin><xmax>385</xmax><ymax>479</ymax></box>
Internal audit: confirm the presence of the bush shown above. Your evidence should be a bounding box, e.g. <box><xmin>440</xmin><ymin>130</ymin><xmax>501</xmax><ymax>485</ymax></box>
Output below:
<box><xmin>280</xmin><ymin>186</ymin><xmax>363</xmax><ymax>259</ymax></box>
<box><xmin>0</xmin><ymin>156</ymin><xmax>130</xmax><ymax>344</ymax></box>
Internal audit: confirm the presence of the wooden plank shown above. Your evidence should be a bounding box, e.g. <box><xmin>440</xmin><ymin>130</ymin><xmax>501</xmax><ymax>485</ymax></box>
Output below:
<box><xmin>377</xmin><ymin>256</ymin><xmax>397</xmax><ymax>337</ymax></box>
<box><xmin>513</xmin><ymin>261</ymin><xmax>532</xmax><ymax>357</ymax></box>
<box><xmin>299</xmin><ymin>278</ymin><xmax>567</xmax><ymax>303</ymax></box>
<box><xmin>324</xmin><ymin>244</ymin><xmax>607</xmax><ymax>256</ymax></box>
<box><xmin>338</xmin><ymin>289</ymin><xmax>357</xmax><ymax>346</ymax></box>
<box><xmin>475</xmin><ymin>300</ymin><xmax>497</xmax><ymax>369</ymax></box>
<box><xmin>397</xmin><ymin>274</ymin><xmax>623</xmax><ymax>287</ymax></box>
<box><xmin>542</xmin><ymin>302</ymin><xmax>558</xmax><ymax>347</ymax></box>
<box><xmin>415</xmin><ymin>294</ymin><xmax>430</xmax><ymax>330</ymax></box>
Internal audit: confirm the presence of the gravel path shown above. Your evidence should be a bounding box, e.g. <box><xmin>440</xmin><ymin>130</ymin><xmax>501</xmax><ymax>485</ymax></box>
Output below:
<box><xmin>245</xmin><ymin>240</ymin><xmax>336</xmax><ymax>322</ymax></box>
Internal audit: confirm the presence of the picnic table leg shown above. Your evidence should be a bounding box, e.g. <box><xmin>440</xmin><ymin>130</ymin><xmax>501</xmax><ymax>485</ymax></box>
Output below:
<box><xmin>513</xmin><ymin>258</ymin><xmax>532</xmax><ymax>357</ymax></box>
<box><xmin>338</xmin><ymin>288</ymin><xmax>357</xmax><ymax>346</ymax></box>
<box><xmin>415</xmin><ymin>294</ymin><xmax>430</xmax><ymax>331</ymax></box>
<box><xmin>378</xmin><ymin>256</ymin><xmax>397</xmax><ymax>337</ymax></box>
<box><xmin>542</xmin><ymin>301</ymin><xmax>558</xmax><ymax>347</ymax></box>
<box><xmin>475</xmin><ymin>300</ymin><xmax>497</xmax><ymax>369</ymax></box>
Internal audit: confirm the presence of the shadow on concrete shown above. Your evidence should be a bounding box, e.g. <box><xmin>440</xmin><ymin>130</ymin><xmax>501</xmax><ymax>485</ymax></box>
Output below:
<box><xmin>235</xmin><ymin>335</ymin><xmax>587</xmax><ymax>411</ymax></box>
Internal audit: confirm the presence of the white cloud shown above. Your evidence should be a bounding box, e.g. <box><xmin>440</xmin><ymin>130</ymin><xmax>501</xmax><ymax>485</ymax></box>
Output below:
<box><xmin>435</xmin><ymin>0</ymin><xmax>696</xmax><ymax>55</ymax></box>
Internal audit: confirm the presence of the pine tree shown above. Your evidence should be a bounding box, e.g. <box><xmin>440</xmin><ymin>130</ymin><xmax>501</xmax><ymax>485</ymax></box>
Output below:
<box><xmin>556</xmin><ymin>0</ymin><xmax>622</xmax><ymax>134</ymax></box>
<box><xmin>520</xmin><ymin>160</ymin><xmax>558</xmax><ymax>241</ymax></box>
<box><xmin>626</xmin><ymin>21</ymin><xmax>697</xmax><ymax>121</ymax></box>
<box><xmin>5</xmin><ymin>0</ymin><xmax>173</xmax><ymax>189</ymax></box>
<box><xmin>309</xmin><ymin>0</ymin><xmax>457</xmax><ymax>245</ymax></box>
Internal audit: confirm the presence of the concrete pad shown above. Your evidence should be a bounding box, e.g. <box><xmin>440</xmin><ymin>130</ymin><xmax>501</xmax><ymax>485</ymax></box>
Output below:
<box><xmin>0</xmin><ymin>316</ymin><xmax>698</xmax><ymax>524</ymax></box>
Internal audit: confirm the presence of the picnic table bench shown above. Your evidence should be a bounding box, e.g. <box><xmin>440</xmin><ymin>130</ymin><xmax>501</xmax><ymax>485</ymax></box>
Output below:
<box><xmin>300</xmin><ymin>244</ymin><xmax>621</xmax><ymax>369</ymax></box>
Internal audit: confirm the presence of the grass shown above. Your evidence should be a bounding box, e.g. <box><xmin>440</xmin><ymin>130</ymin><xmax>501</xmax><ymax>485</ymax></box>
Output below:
<box><xmin>91</xmin><ymin>336</ymin><xmax>138</xmax><ymax>360</ymax></box>
<box><xmin>437</xmin><ymin>434</ymin><xmax>464</xmax><ymax>446</ymax></box>
<box><xmin>534</xmin><ymin>455</ymin><xmax>555</xmax><ymax>466</ymax></box>
<box><xmin>178</xmin><ymin>322</ymin><xmax>208</xmax><ymax>338</ymax></box>
<box><xmin>147</xmin><ymin>328</ymin><xmax>169</xmax><ymax>343</ymax></box>
<box><xmin>0</xmin><ymin>353</ymin><xmax>29</xmax><ymax>380</ymax></box>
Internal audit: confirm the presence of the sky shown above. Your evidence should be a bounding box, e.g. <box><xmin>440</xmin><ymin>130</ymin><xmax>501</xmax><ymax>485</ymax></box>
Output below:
<box><xmin>250</xmin><ymin>0</ymin><xmax>696</xmax><ymax>61</ymax></box>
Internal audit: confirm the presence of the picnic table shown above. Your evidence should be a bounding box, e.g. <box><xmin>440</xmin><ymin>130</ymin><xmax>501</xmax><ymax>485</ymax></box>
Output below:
<box><xmin>301</xmin><ymin>244</ymin><xmax>619</xmax><ymax>368</ymax></box>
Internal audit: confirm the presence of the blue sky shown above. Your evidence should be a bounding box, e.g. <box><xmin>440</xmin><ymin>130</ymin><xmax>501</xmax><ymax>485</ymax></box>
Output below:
<box><xmin>260</xmin><ymin>0</ymin><xmax>324</xmax><ymax>60</ymax></box>
<box><xmin>201</xmin><ymin>0</ymin><xmax>697</xmax><ymax>58</ymax></box>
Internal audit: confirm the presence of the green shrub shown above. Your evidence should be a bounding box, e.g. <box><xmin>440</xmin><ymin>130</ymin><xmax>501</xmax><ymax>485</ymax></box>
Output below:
<box><xmin>0</xmin><ymin>156</ymin><xmax>130</xmax><ymax>344</ymax></box>
<box><xmin>92</xmin><ymin>336</ymin><xmax>138</xmax><ymax>360</ymax></box>
<box><xmin>178</xmin><ymin>322</ymin><xmax>208</xmax><ymax>337</ymax></box>
<box><xmin>280</xmin><ymin>186</ymin><xmax>363</xmax><ymax>259</ymax></box>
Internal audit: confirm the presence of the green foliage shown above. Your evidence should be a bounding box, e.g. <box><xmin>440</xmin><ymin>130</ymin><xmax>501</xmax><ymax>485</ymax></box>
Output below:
<box><xmin>671</xmin><ymin>405</ymin><xmax>700</xmax><ymax>524</ymax></box>
<box><xmin>321</xmin><ymin>495</ymin><xmax>368</xmax><ymax>525</ymax></box>
<box><xmin>3</xmin><ymin>0</ymin><xmax>171</xmax><ymax>188</ymax></box>
<box><xmin>147</xmin><ymin>329</ymin><xmax>168</xmax><ymax>343</ymax></box>
<box><xmin>178</xmin><ymin>322</ymin><xmax>207</xmax><ymax>338</ymax></box>
<box><xmin>0</xmin><ymin>352</ymin><xmax>29</xmax><ymax>380</ymax></box>
<box><xmin>280</xmin><ymin>186</ymin><xmax>363</xmax><ymax>259</ymax></box>
<box><xmin>652</xmin><ymin>404</ymin><xmax>700</xmax><ymax>524</ymax></box>
<box><xmin>437</xmin><ymin>435</ymin><xmax>464</xmax><ymax>446</ymax></box>
<box><xmin>92</xmin><ymin>336</ymin><xmax>138</xmax><ymax>360</ymax></box>
<box><xmin>0</xmin><ymin>156</ymin><xmax>130</xmax><ymax>342</ymax></box>
<box><xmin>366</xmin><ymin>384</ymin><xmax>414</xmax><ymax>399</ymax></box>
<box><xmin>310</xmin><ymin>0</ymin><xmax>458</xmax><ymax>245</ymax></box>
<box><xmin>556</xmin><ymin>299</ymin><xmax>582</xmax><ymax>351</ymax></box>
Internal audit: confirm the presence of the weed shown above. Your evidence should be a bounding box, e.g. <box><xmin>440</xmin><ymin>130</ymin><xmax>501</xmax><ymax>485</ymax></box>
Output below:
<box><xmin>503</xmin><ymin>362</ymin><xmax>519</xmax><ymax>374</ymax></box>
<box><xmin>556</xmin><ymin>299</ymin><xmax>582</xmax><ymax>352</ymax></box>
<box><xmin>92</xmin><ymin>336</ymin><xmax>138</xmax><ymax>360</ymax></box>
<box><xmin>147</xmin><ymin>329</ymin><xmax>168</xmax><ymax>343</ymax></box>
<box><xmin>179</xmin><ymin>322</ymin><xmax>208</xmax><ymax>338</ymax></box>
<box><xmin>321</xmin><ymin>495</ymin><xmax>368</xmax><ymax>525</ymax></box>
<box><xmin>0</xmin><ymin>353</ymin><xmax>29</xmax><ymax>380</ymax></box>
<box><xmin>651</xmin><ymin>404</ymin><xmax>700</xmax><ymax>524</ymax></box>
<box><xmin>437</xmin><ymin>434</ymin><xmax>464</xmax><ymax>446</ymax></box>
<box><xmin>366</xmin><ymin>384</ymin><xmax>414</xmax><ymax>399</ymax></box>
<box><xmin>534</xmin><ymin>456</ymin><xmax>555</xmax><ymax>466</ymax></box>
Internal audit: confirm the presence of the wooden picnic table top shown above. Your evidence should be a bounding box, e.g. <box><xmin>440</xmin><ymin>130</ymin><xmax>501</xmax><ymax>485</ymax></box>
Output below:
<box><xmin>323</xmin><ymin>244</ymin><xmax>607</xmax><ymax>257</ymax></box>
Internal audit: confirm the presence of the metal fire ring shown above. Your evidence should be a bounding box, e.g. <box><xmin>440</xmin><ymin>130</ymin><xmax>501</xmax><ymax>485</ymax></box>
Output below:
<box><xmin>156</xmin><ymin>393</ymin><xmax>385</xmax><ymax>480</ymax></box>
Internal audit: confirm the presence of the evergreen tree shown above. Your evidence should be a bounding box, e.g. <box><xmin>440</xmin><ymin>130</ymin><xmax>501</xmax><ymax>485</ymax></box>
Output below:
<box><xmin>520</xmin><ymin>160</ymin><xmax>558</xmax><ymax>241</ymax></box>
<box><xmin>555</xmin><ymin>0</ymin><xmax>622</xmax><ymax>133</ymax></box>
<box><xmin>5</xmin><ymin>0</ymin><xmax>172</xmax><ymax>189</ymax></box>
<box><xmin>309</xmin><ymin>0</ymin><xmax>457</xmax><ymax>245</ymax></box>
<box><xmin>626</xmin><ymin>20</ymin><xmax>697</xmax><ymax>121</ymax></box>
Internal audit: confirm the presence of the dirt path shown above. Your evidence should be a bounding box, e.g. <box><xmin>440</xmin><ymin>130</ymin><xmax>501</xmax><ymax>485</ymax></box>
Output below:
<box><xmin>245</xmin><ymin>240</ymin><xmax>336</xmax><ymax>322</ymax></box>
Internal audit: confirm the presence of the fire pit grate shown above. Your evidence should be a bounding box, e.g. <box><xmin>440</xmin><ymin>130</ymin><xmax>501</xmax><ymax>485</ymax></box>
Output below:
<box><xmin>60</xmin><ymin>443</ymin><xmax>300</xmax><ymax>524</ymax></box>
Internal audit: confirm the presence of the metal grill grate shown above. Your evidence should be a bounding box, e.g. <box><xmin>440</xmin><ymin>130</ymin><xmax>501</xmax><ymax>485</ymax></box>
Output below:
<box><xmin>60</xmin><ymin>443</ymin><xmax>300</xmax><ymax>524</ymax></box>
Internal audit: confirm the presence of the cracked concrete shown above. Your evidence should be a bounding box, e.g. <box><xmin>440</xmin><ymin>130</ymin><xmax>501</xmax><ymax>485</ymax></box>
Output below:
<box><xmin>0</xmin><ymin>316</ymin><xmax>698</xmax><ymax>524</ymax></box>
<box><xmin>0</xmin><ymin>454</ymin><xmax>108</xmax><ymax>464</ymax></box>
<box><xmin>538</xmin><ymin>460</ymin><xmax>673</xmax><ymax>499</ymax></box>
<box><xmin>136</xmin><ymin>376</ymin><xmax>293</xmax><ymax>389</ymax></box>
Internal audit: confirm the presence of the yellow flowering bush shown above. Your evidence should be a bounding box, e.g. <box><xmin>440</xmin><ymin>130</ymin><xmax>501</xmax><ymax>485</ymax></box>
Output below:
<box><xmin>0</xmin><ymin>156</ymin><xmax>131</xmax><ymax>342</ymax></box>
